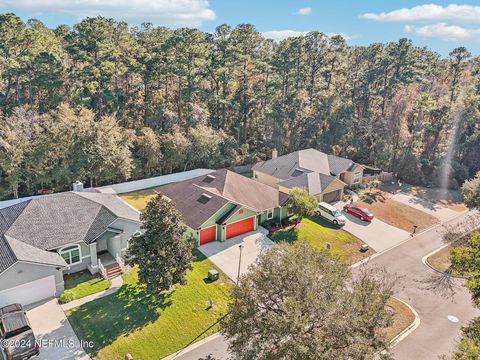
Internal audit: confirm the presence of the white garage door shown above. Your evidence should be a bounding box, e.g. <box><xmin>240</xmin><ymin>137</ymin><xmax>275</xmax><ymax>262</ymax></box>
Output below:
<box><xmin>0</xmin><ymin>276</ymin><xmax>56</xmax><ymax>307</ymax></box>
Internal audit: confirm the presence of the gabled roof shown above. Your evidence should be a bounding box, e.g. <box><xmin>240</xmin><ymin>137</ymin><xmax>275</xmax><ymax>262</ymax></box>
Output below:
<box><xmin>278</xmin><ymin>173</ymin><xmax>339</xmax><ymax>196</ymax></box>
<box><xmin>327</xmin><ymin>154</ymin><xmax>358</xmax><ymax>176</ymax></box>
<box><xmin>253</xmin><ymin>148</ymin><xmax>360</xmax><ymax>180</ymax></box>
<box><xmin>5</xmin><ymin>235</ymin><xmax>67</xmax><ymax>268</ymax></box>
<box><xmin>0</xmin><ymin>191</ymin><xmax>140</xmax><ymax>274</ymax></box>
<box><xmin>157</xmin><ymin>169</ymin><xmax>286</xmax><ymax>229</ymax></box>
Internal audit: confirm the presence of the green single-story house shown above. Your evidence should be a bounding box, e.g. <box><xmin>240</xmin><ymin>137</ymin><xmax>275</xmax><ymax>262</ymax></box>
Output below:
<box><xmin>157</xmin><ymin>169</ymin><xmax>290</xmax><ymax>246</ymax></box>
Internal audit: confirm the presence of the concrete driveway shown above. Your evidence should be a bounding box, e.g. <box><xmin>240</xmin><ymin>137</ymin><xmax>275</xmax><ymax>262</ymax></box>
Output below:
<box><xmin>334</xmin><ymin>202</ymin><xmax>410</xmax><ymax>252</ymax></box>
<box><xmin>391</xmin><ymin>193</ymin><xmax>459</xmax><ymax>221</ymax></box>
<box><xmin>198</xmin><ymin>227</ymin><xmax>274</xmax><ymax>281</ymax></box>
<box><xmin>26</xmin><ymin>299</ymin><xmax>90</xmax><ymax>360</ymax></box>
<box><xmin>343</xmin><ymin>213</ymin><xmax>410</xmax><ymax>252</ymax></box>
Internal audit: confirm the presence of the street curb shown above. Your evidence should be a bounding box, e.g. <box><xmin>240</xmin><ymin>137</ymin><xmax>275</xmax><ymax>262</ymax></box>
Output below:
<box><xmin>389</xmin><ymin>296</ymin><xmax>421</xmax><ymax>347</ymax></box>
<box><xmin>351</xmin><ymin>209</ymin><xmax>470</xmax><ymax>269</ymax></box>
<box><xmin>162</xmin><ymin>333</ymin><xmax>222</xmax><ymax>360</ymax></box>
<box><xmin>421</xmin><ymin>244</ymin><xmax>468</xmax><ymax>280</ymax></box>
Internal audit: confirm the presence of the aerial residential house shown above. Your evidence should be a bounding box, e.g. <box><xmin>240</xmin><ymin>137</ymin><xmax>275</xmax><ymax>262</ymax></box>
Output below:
<box><xmin>157</xmin><ymin>169</ymin><xmax>289</xmax><ymax>246</ymax></box>
<box><xmin>0</xmin><ymin>191</ymin><xmax>141</xmax><ymax>307</ymax></box>
<box><xmin>252</xmin><ymin>148</ymin><xmax>364</xmax><ymax>202</ymax></box>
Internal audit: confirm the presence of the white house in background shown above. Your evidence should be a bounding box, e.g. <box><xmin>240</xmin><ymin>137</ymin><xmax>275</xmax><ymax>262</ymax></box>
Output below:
<box><xmin>0</xmin><ymin>190</ymin><xmax>141</xmax><ymax>307</ymax></box>
<box><xmin>252</xmin><ymin>148</ymin><xmax>364</xmax><ymax>202</ymax></box>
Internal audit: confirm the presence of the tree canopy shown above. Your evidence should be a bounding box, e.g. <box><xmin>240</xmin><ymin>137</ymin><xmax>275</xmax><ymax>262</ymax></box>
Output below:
<box><xmin>126</xmin><ymin>193</ymin><xmax>194</xmax><ymax>295</ymax></box>
<box><xmin>1</xmin><ymin>14</ymin><xmax>480</xmax><ymax>199</ymax></box>
<box><xmin>462</xmin><ymin>171</ymin><xmax>480</xmax><ymax>210</ymax></box>
<box><xmin>287</xmin><ymin>187</ymin><xmax>318</xmax><ymax>223</ymax></box>
<box><xmin>221</xmin><ymin>241</ymin><xmax>395</xmax><ymax>360</ymax></box>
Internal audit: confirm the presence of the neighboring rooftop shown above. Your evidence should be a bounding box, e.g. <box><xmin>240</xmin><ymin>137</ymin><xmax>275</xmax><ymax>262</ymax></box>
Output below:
<box><xmin>278</xmin><ymin>172</ymin><xmax>339</xmax><ymax>196</ymax></box>
<box><xmin>252</xmin><ymin>148</ymin><xmax>360</xmax><ymax>179</ymax></box>
<box><xmin>158</xmin><ymin>169</ymin><xmax>288</xmax><ymax>229</ymax></box>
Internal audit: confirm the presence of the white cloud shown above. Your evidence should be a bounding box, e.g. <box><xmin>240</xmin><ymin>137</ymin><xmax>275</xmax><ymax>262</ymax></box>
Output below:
<box><xmin>262</xmin><ymin>30</ymin><xmax>308</xmax><ymax>41</ymax></box>
<box><xmin>404</xmin><ymin>23</ymin><xmax>480</xmax><ymax>41</ymax></box>
<box><xmin>360</xmin><ymin>4</ymin><xmax>480</xmax><ymax>24</ymax></box>
<box><xmin>262</xmin><ymin>30</ymin><xmax>354</xmax><ymax>42</ymax></box>
<box><xmin>0</xmin><ymin>0</ymin><xmax>216</xmax><ymax>27</ymax></box>
<box><xmin>298</xmin><ymin>7</ymin><xmax>312</xmax><ymax>16</ymax></box>
<box><xmin>326</xmin><ymin>32</ymin><xmax>356</xmax><ymax>41</ymax></box>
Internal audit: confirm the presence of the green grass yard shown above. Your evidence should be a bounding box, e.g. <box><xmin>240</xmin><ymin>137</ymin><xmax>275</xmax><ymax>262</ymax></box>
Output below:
<box><xmin>67</xmin><ymin>251</ymin><xmax>232</xmax><ymax>360</ymax></box>
<box><xmin>59</xmin><ymin>272</ymin><xmax>112</xmax><ymax>303</ymax></box>
<box><xmin>119</xmin><ymin>188</ymin><xmax>157</xmax><ymax>211</ymax></box>
<box><xmin>270</xmin><ymin>216</ymin><xmax>374</xmax><ymax>264</ymax></box>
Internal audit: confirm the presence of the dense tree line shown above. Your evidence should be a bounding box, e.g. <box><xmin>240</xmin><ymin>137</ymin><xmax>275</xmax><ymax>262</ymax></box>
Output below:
<box><xmin>1</xmin><ymin>13</ymin><xmax>479</xmax><ymax>199</ymax></box>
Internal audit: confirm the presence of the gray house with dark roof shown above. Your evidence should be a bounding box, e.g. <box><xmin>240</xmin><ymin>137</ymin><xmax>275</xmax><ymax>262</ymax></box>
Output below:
<box><xmin>0</xmin><ymin>191</ymin><xmax>141</xmax><ymax>307</ymax></box>
<box><xmin>158</xmin><ymin>169</ymin><xmax>290</xmax><ymax>246</ymax></box>
<box><xmin>252</xmin><ymin>149</ymin><xmax>364</xmax><ymax>202</ymax></box>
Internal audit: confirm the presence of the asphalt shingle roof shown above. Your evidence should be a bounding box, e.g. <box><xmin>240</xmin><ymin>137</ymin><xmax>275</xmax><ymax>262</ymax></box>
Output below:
<box><xmin>0</xmin><ymin>202</ymin><xmax>29</xmax><ymax>273</ymax></box>
<box><xmin>5</xmin><ymin>235</ymin><xmax>67</xmax><ymax>268</ymax></box>
<box><xmin>158</xmin><ymin>169</ymin><xmax>286</xmax><ymax>229</ymax></box>
<box><xmin>252</xmin><ymin>149</ymin><xmax>332</xmax><ymax>180</ymax></box>
<box><xmin>0</xmin><ymin>191</ymin><xmax>140</xmax><ymax>274</ymax></box>
<box><xmin>278</xmin><ymin>172</ymin><xmax>338</xmax><ymax>196</ymax></box>
<box><xmin>327</xmin><ymin>154</ymin><xmax>357</xmax><ymax>176</ymax></box>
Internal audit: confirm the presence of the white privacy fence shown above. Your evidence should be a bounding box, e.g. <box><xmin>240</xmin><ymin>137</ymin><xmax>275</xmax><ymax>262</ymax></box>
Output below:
<box><xmin>0</xmin><ymin>168</ymin><xmax>214</xmax><ymax>209</ymax></box>
<box><xmin>96</xmin><ymin>168</ymin><xmax>214</xmax><ymax>194</ymax></box>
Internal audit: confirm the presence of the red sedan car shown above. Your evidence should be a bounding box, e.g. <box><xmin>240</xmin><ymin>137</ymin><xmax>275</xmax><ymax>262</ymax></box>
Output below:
<box><xmin>343</xmin><ymin>203</ymin><xmax>374</xmax><ymax>222</ymax></box>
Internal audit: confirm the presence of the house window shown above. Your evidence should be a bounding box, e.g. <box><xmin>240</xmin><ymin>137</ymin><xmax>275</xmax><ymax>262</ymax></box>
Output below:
<box><xmin>353</xmin><ymin>172</ymin><xmax>361</xmax><ymax>184</ymax></box>
<box><xmin>59</xmin><ymin>244</ymin><xmax>81</xmax><ymax>265</ymax></box>
<box><xmin>266</xmin><ymin>208</ymin><xmax>274</xmax><ymax>220</ymax></box>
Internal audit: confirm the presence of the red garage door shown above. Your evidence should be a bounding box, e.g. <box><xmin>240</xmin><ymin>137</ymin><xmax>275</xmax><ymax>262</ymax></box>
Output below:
<box><xmin>200</xmin><ymin>226</ymin><xmax>216</xmax><ymax>245</ymax></box>
<box><xmin>226</xmin><ymin>217</ymin><xmax>255</xmax><ymax>239</ymax></box>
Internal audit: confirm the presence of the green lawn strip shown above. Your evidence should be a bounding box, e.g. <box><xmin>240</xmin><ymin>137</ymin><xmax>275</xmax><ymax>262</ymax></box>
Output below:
<box><xmin>119</xmin><ymin>188</ymin><xmax>157</xmax><ymax>211</ymax></box>
<box><xmin>59</xmin><ymin>272</ymin><xmax>112</xmax><ymax>303</ymax></box>
<box><xmin>270</xmin><ymin>216</ymin><xmax>373</xmax><ymax>264</ymax></box>
<box><xmin>66</xmin><ymin>250</ymin><xmax>232</xmax><ymax>360</ymax></box>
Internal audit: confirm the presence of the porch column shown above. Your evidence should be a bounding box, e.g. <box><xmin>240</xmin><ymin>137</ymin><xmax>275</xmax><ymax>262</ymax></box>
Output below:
<box><xmin>90</xmin><ymin>243</ymin><xmax>98</xmax><ymax>267</ymax></box>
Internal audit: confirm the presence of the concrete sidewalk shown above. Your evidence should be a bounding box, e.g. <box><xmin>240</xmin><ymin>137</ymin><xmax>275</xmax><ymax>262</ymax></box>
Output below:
<box><xmin>61</xmin><ymin>275</ymin><xmax>123</xmax><ymax>311</ymax></box>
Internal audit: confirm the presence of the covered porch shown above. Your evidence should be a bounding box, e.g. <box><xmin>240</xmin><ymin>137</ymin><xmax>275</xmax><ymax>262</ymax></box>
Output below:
<box><xmin>87</xmin><ymin>227</ymin><xmax>125</xmax><ymax>278</ymax></box>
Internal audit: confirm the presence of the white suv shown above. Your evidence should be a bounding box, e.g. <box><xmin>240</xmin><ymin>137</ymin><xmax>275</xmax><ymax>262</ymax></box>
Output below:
<box><xmin>315</xmin><ymin>202</ymin><xmax>347</xmax><ymax>226</ymax></box>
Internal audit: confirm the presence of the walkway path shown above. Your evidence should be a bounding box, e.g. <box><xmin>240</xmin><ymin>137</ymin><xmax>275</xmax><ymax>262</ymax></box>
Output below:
<box><xmin>61</xmin><ymin>275</ymin><xmax>123</xmax><ymax>311</ymax></box>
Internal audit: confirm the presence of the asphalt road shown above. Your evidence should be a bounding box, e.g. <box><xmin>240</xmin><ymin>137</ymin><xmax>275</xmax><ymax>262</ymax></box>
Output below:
<box><xmin>172</xmin><ymin>211</ymin><xmax>480</xmax><ymax>360</ymax></box>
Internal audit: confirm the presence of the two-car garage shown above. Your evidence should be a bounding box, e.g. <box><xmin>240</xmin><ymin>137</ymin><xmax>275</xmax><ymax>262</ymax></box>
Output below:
<box><xmin>198</xmin><ymin>216</ymin><xmax>256</xmax><ymax>245</ymax></box>
<box><xmin>225</xmin><ymin>217</ymin><xmax>255</xmax><ymax>239</ymax></box>
<box><xmin>0</xmin><ymin>275</ymin><xmax>56</xmax><ymax>307</ymax></box>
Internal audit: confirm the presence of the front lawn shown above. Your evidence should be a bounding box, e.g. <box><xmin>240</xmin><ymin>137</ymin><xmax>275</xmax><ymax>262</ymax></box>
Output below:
<box><xmin>356</xmin><ymin>191</ymin><xmax>439</xmax><ymax>232</ymax></box>
<box><xmin>66</xmin><ymin>251</ymin><xmax>232</xmax><ymax>360</ymax></box>
<box><xmin>270</xmin><ymin>217</ymin><xmax>374</xmax><ymax>264</ymax></box>
<box><xmin>59</xmin><ymin>272</ymin><xmax>112</xmax><ymax>304</ymax></box>
<box><xmin>119</xmin><ymin>188</ymin><xmax>157</xmax><ymax>211</ymax></box>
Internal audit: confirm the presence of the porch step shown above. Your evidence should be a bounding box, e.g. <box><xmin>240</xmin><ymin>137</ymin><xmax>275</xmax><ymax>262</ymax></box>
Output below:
<box><xmin>105</xmin><ymin>263</ymin><xmax>122</xmax><ymax>279</ymax></box>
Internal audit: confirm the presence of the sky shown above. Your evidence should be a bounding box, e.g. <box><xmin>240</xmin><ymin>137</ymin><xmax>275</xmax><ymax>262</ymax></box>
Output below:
<box><xmin>2</xmin><ymin>0</ymin><xmax>480</xmax><ymax>56</ymax></box>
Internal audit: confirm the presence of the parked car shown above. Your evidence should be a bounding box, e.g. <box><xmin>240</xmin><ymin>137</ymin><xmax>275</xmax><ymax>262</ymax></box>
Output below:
<box><xmin>315</xmin><ymin>202</ymin><xmax>347</xmax><ymax>226</ymax></box>
<box><xmin>0</xmin><ymin>304</ymin><xmax>39</xmax><ymax>360</ymax></box>
<box><xmin>343</xmin><ymin>203</ymin><xmax>374</xmax><ymax>222</ymax></box>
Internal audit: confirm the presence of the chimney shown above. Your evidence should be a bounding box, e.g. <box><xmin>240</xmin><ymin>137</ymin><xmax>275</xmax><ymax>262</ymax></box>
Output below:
<box><xmin>272</xmin><ymin>149</ymin><xmax>278</xmax><ymax>160</ymax></box>
<box><xmin>72</xmin><ymin>180</ymin><xmax>84</xmax><ymax>192</ymax></box>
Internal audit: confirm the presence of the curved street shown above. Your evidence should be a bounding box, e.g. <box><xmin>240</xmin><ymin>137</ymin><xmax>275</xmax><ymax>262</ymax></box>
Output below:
<box><xmin>170</xmin><ymin>211</ymin><xmax>480</xmax><ymax>360</ymax></box>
